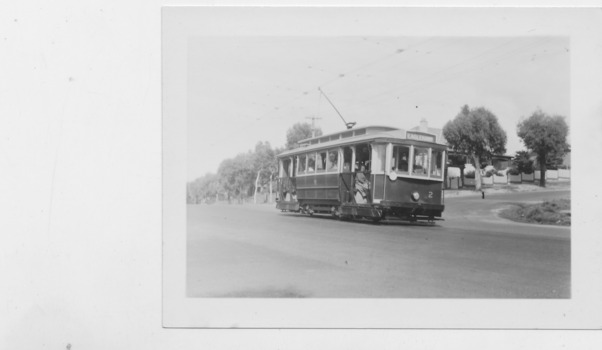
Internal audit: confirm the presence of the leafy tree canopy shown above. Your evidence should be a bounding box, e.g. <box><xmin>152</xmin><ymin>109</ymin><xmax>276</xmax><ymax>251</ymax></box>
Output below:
<box><xmin>443</xmin><ymin>105</ymin><xmax>507</xmax><ymax>160</ymax></box>
<box><xmin>253</xmin><ymin>141</ymin><xmax>278</xmax><ymax>184</ymax></box>
<box><xmin>517</xmin><ymin>109</ymin><xmax>569</xmax><ymax>186</ymax></box>
<box><xmin>285</xmin><ymin>122</ymin><xmax>323</xmax><ymax>149</ymax></box>
<box><xmin>443</xmin><ymin>105</ymin><xmax>507</xmax><ymax>191</ymax></box>
<box><xmin>517</xmin><ymin>110</ymin><xmax>570</xmax><ymax>163</ymax></box>
<box><xmin>217</xmin><ymin>152</ymin><xmax>255</xmax><ymax>196</ymax></box>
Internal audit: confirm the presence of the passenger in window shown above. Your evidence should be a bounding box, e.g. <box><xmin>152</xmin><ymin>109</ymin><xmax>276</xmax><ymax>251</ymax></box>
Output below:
<box><xmin>327</xmin><ymin>152</ymin><xmax>338</xmax><ymax>171</ymax></box>
<box><xmin>308</xmin><ymin>159</ymin><xmax>315</xmax><ymax>172</ymax></box>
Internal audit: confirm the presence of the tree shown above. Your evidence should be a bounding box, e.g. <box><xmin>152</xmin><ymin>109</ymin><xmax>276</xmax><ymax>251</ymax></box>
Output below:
<box><xmin>285</xmin><ymin>122</ymin><xmax>322</xmax><ymax>149</ymax></box>
<box><xmin>512</xmin><ymin>150</ymin><xmax>534</xmax><ymax>174</ymax></box>
<box><xmin>217</xmin><ymin>152</ymin><xmax>255</xmax><ymax>204</ymax></box>
<box><xmin>186</xmin><ymin>172</ymin><xmax>220</xmax><ymax>204</ymax></box>
<box><xmin>517</xmin><ymin>110</ymin><xmax>570</xmax><ymax>187</ymax></box>
<box><xmin>252</xmin><ymin>141</ymin><xmax>278</xmax><ymax>204</ymax></box>
<box><xmin>443</xmin><ymin>105</ymin><xmax>507</xmax><ymax>191</ymax></box>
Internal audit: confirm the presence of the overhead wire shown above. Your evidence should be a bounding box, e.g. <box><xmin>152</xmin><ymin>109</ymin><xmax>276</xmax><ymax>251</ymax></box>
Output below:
<box><xmin>352</xmin><ymin>37</ymin><xmax>557</xmax><ymax>108</ymax></box>
<box><xmin>252</xmin><ymin>37</ymin><xmax>436</xmax><ymax>125</ymax></box>
<box><xmin>360</xmin><ymin>38</ymin><xmax>539</xmax><ymax>103</ymax></box>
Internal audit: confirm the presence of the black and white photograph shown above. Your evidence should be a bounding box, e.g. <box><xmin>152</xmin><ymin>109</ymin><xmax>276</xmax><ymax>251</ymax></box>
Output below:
<box><xmin>185</xmin><ymin>29</ymin><xmax>571</xmax><ymax>300</ymax></box>
<box><xmin>5</xmin><ymin>2</ymin><xmax>602</xmax><ymax>349</ymax></box>
<box><xmin>162</xmin><ymin>6</ymin><xmax>602</xmax><ymax>329</ymax></box>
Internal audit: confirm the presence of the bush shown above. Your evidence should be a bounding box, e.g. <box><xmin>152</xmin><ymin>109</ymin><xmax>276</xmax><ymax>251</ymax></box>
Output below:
<box><xmin>508</xmin><ymin>168</ymin><xmax>520</xmax><ymax>176</ymax></box>
<box><xmin>484</xmin><ymin>168</ymin><xmax>497</xmax><ymax>177</ymax></box>
<box><xmin>513</xmin><ymin>150</ymin><xmax>534</xmax><ymax>174</ymax></box>
<box><xmin>525</xmin><ymin>199</ymin><xmax>570</xmax><ymax>225</ymax></box>
<box><xmin>464</xmin><ymin>169</ymin><xmax>475</xmax><ymax>179</ymax></box>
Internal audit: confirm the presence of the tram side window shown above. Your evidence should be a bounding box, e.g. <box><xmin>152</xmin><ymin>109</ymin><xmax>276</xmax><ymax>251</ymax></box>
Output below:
<box><xmin>430</xmin><ymin>150</ymin><xmax>443</xmax><ymax>178</ymax></box>
<box><xmin>413</xmin><ymin>147</ymin><xmax>429</xmax><ymax>176</ymax></box>
<box><xmin>316</xmin><ymin>151</ymin><xmax>326</xmax><ymax>173</ymax></box>
<box><xmin>355</xmin><ymin>143</ymin><xmax>371</xmax><ymax>171</ymax></box>
<box><xmin>298</xmin><ymin>155</ymin><xmax>306</xmax><ymax>175</ymax></box>
<box><xmin>326</xmin><ymin>149</ymin><xmax>338</xmax><ymax>172</ymax></box>
<box><xmin>342</xmin><ymin>147</ymin><xmax>352</xmax><ymax>172</ymax></box>
<box><xmin>307</xmin><ymin>153</ymin><xmax>316</xmax><ymax>173</ymax></box>
<box><xmin>282</xmin><ymin>159</ymin><xmax>291</xmax><ymax>177</ymax></box>
<box><xmin>392</xmin><ymin>146</ymin><xmax>410</xmax><ymax>174</ymax></box>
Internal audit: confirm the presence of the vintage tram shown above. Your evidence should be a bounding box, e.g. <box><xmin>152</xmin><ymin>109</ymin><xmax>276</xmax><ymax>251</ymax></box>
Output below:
<box><xmin>275</xmin><ymin>126</ymin><xmax>446</xmax><ymax>223</ymax></box>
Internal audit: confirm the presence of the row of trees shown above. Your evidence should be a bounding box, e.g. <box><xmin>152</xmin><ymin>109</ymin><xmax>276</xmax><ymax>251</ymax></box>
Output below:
<box><xmin>189</xmin><ymin>105</ymin><xmax>569</xmax><ymax>203</ymax></box>
<box><xmin>187</xmin><ymin>123</ymin><xmax>322</xmax><ymax>204</ymax></box>
<box><xmin>443</xmin><ymin>105</ymin><xmax>570</xmax><ymax>190</ymax></box>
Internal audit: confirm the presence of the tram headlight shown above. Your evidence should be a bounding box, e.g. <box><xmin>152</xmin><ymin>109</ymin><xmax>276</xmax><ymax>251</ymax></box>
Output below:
<box><xmin>411</xmin><ymin>191</ymin><xmax>420</xmax><ymax>202</ymax></box>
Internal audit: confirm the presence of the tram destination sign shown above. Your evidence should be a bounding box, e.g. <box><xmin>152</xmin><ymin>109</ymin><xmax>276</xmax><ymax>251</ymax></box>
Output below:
<box><xmin>406</xmin><ymin>131</ymin><xmax>436</xmax><ymax>143</ymax></box>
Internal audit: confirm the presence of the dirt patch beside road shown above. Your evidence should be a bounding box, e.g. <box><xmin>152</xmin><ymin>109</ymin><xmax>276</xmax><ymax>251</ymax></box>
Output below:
<box><xmin>498</xmin><ymin>198</ymin><xmax>571</xmax><ymax>226</ymax></box>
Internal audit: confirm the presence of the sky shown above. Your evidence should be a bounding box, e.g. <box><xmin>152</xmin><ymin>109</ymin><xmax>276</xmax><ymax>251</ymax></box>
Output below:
<box><xmin>187</xmin><ymin>36</ymin><xmax>569</xmax><ymax>181</ymax></box>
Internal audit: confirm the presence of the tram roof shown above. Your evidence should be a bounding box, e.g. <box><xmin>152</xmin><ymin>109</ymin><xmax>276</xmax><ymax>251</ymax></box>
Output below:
<box><xmin>278</xmin><ymin>125</ymin><xmax>446</xmax><ymax>158</ymax></box>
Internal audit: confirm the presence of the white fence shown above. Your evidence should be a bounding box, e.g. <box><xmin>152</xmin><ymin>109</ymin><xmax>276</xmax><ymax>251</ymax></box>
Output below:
<box><xmin>453</xmin><ymin>169</ymin><xmax>569</xmax><ymax>187</ymax></box>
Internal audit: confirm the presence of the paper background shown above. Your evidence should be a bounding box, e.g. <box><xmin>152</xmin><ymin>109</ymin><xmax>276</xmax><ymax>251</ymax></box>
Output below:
<box><xmin>3</xmin><ymin>1</ymin><xmax>602</xmax><ymax>349</ymax></box>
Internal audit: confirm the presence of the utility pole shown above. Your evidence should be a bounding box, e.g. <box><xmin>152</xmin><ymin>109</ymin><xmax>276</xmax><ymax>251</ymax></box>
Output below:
<box><xmin>306</xmin><ymin>116</ymin><xmax>322</xmax><ymax>137</ymax></box>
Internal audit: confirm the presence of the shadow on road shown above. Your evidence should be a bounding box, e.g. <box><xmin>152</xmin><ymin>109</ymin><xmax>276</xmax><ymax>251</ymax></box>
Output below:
<box><xmin>277</xmin><ymin>211</ymin><xmax>443</xmax><ymax>228</ymax></box>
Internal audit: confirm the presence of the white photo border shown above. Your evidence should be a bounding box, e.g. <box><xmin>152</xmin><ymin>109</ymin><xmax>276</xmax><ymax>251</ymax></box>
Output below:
<box><xmin>163</xmin><ymin>6</ymin><xmax>602</xmax><ymax>329</ymax></box>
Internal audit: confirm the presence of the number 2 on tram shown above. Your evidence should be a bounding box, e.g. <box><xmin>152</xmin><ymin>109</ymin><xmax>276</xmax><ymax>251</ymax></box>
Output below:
<box><xmin>275</xmin><ymin>126</ymin><xmax>446</xmax><ymax>223</ymax></box>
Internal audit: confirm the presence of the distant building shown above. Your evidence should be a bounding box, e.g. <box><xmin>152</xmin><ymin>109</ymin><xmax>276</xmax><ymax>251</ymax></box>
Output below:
<box><xmin>410</xmin><ymin>118</ymin><xmax>447</xmax><ymax>145</ymax></box>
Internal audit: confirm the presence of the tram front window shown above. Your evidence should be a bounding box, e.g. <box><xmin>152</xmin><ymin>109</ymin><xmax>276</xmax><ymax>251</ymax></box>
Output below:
<box><xmin>392</xmin><ymin>146</ymin><xmax>410</xmax><ymax>174</ymax></box>
<box><xmin>413</xmin><ymin>147</ymin><xmax>429</xmax><ymax>176</ymax></box>
<box><xmin>431</xmin><ymin>150</ymin><xmax>443</xmax><ymax>178</ymax></box>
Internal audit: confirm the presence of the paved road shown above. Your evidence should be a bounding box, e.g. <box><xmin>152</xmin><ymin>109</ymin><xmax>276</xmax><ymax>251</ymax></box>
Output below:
<box><xmin>187</xmin><ymin>190</ymin><xmax>570</xmax><ymax>298</ymax></box>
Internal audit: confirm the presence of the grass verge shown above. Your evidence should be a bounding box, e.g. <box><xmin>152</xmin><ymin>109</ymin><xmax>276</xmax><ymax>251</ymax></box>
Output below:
<box><xmin>499</xmin><ymin>198</ymin><xmax>571</xmax><ymax>226</ymax></box>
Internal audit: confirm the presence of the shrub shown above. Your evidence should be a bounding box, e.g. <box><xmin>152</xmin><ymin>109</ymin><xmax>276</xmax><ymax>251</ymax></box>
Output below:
<box><xmin>508</xmin><ymin>168</ymin><xmax>520</xmax><ymax>176</ymax></box>
<box><xmin>525</xmin><ymin>207</ymin><xmax>555</xmax><ymax>223</ymax></box>
<box><xmin>464</xmin><ymin>169</ymin><xmax>475</xmax><ymax>179</ymax></box>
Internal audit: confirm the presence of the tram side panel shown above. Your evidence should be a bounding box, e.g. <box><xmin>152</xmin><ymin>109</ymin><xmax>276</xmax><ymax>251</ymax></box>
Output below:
<box><xmin>296</xmin><ymin>173</ymin><xmax>340</xmax><ymax>206</ymax></box>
